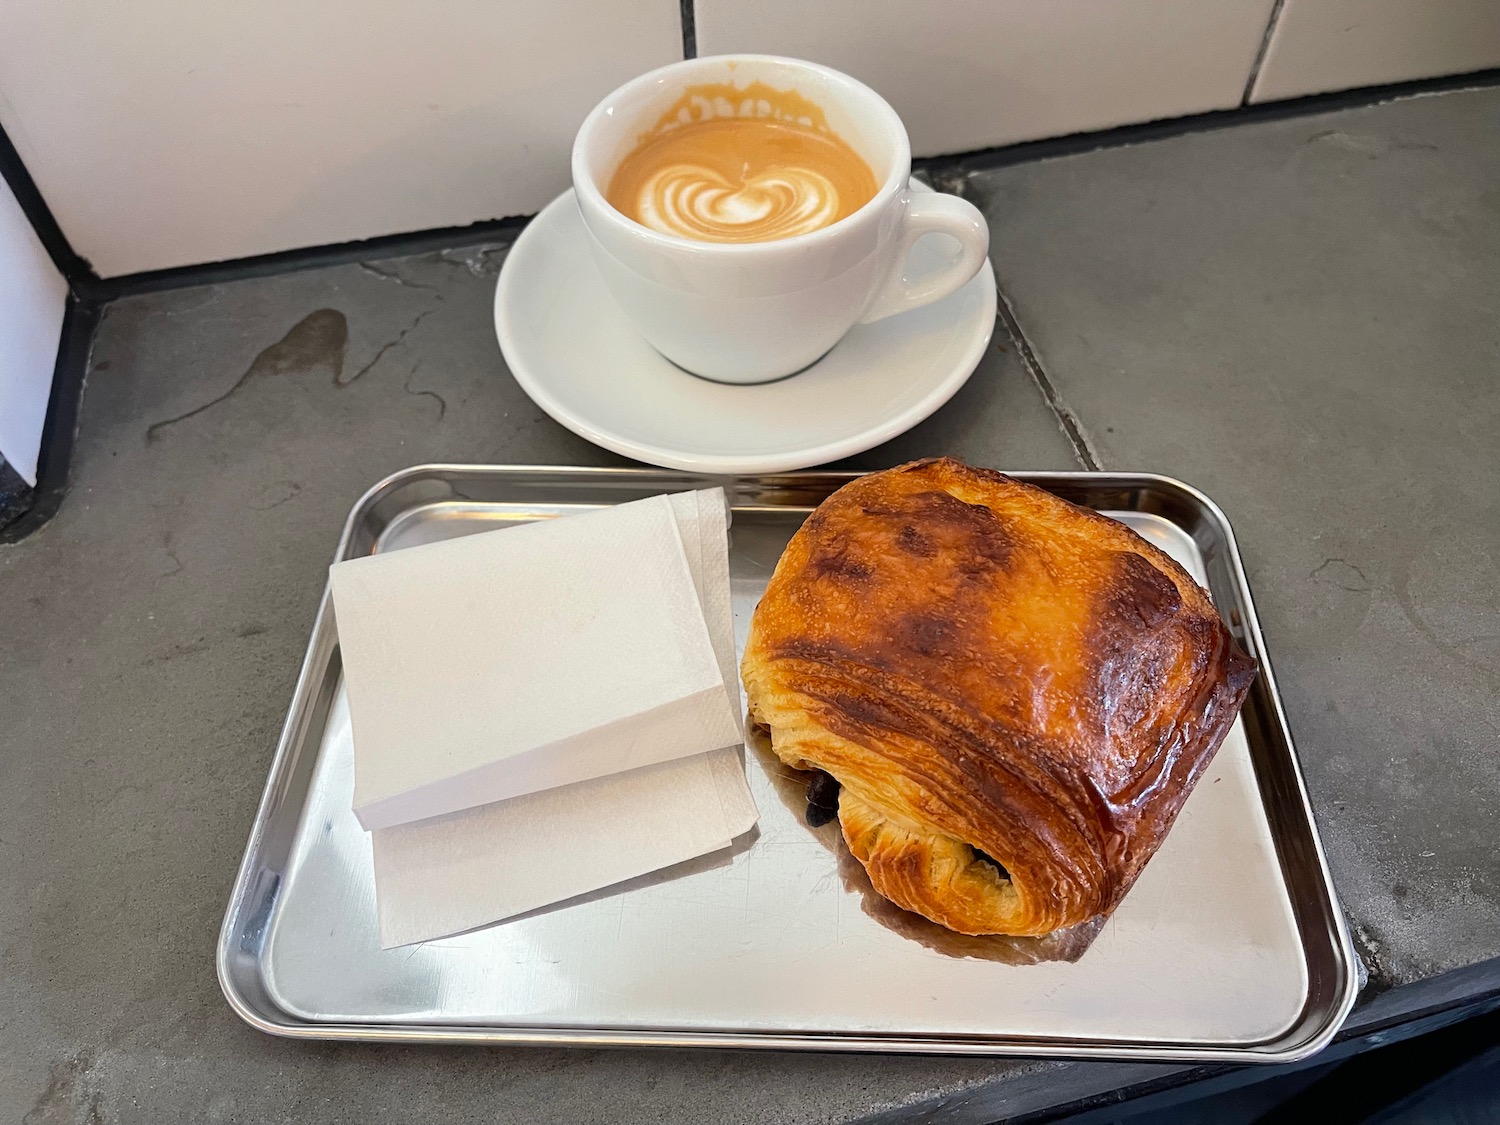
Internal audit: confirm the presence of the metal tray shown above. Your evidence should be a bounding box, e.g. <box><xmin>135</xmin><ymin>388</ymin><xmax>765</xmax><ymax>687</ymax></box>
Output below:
<box><xmin>218</xmin><ymin>465</ymin><xmax>1358</xmax><ymax>1060</ymax></box>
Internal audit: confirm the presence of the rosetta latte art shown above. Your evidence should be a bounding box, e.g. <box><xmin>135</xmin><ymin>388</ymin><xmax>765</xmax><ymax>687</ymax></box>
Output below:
<box><xmin>636</xmin><ymin>165</ymin><xmax>842</xmax><ymax>242</ymax></box>
<box><xmin>606</xmin><ymin>100</ymin><xmax>878</xmax><ymax>244</ymax></box>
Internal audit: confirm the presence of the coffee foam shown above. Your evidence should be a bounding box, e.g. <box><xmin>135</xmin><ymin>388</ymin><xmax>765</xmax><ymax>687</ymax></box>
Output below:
<box><xmin>635</xmin><ymin>160</ymin><xmax>841</xmax><ymax>242</ymax></box>
<box><xmin>605</xmin><ymin>83</ymin><xmax>877</xmax><ymax>244</ymax></box>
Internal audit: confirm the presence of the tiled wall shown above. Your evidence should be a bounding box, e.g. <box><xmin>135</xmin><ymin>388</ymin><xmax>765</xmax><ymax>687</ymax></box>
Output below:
<box><xmin>0</xmin><ymin>0</ymin><xmax>683</xmax><ymax>277</ymax></box>
<box><xmin>695</xmin><ymin>0</ymin><xmax>1280</xmax><ymax>155</ymax></box>
<box><xmin>0</xmin><ymin>0</ymin><xmax>1495</xmax><ymax>277</ymax></box>
<box><xmin>1250</xmin><ymin>0</ymin><xmax>1500</xmax><ymax>102</ymax></box>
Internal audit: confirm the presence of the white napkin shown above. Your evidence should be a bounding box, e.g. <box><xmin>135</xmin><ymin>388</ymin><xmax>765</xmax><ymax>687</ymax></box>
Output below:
<box><xmin>366</xmin><ymin>488</ymin><xmax>757</xmax><ymax>948</ymax></box>
<box><xmin>370</xmin><ymin>745</ymin><xmax>756</xmax><ymax>948</ymax></box>
<box><xmin>331</xmin><ymin>492</ymin><xmax>743</xmax><ymax>830</ymax></box>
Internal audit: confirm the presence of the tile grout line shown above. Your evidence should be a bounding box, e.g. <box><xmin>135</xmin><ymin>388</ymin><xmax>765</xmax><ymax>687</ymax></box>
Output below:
<box><xmin>679</xmin><ymin>0</ymin><xmax>697</xmax><ymax>58</ymax></box>
<box><xmin>1241</xmin><ymin>0</ymin><xmax>1288</xmax><ymax>107</ymax></box>
<box><xmin>994</xmin><ymin>285</ymin><xmax>1102</xmax><ymax>471</ymax></box>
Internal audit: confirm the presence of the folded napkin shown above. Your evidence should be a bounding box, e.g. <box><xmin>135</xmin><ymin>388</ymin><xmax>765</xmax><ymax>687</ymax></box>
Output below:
<box><xmin>345</xmin><ymin>488</ymin><xmax>757</xmax><ymax>948</ymax></box>
<box><xmin>331</xmin><ymin>491</ymin><xmax>743</xmax><ymax>830</ymax></box>
<box><xmin>370</xmin><ymin>742</ymin><xmax>756</xmax><ymax>948</ymax></box>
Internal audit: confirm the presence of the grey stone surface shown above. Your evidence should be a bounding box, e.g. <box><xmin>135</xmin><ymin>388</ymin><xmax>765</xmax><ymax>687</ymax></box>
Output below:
<box><xmin>2</xmin><ymin>85</ymin><xmax>1496</xmax><ymax>1123</ymax></box>
<box><xmin>968</xmin><ymin>86</ymin><xmax>1500</xmax><ymax>988</ymax></box>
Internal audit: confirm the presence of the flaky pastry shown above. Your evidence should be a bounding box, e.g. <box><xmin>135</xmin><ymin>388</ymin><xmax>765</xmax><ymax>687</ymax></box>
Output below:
<box><xmin>742</xmin><ymin>459</ymin><xmax>1256</xmax><ymax>936</ymax></box>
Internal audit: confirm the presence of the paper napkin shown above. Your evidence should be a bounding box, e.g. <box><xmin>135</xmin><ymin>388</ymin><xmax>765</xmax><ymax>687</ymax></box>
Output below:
<box><xmin>371</xmin><ymin>744</ymin><xmax>756</xmax><ymax>947</ymax></box>
<box><xmin>361</xmin><ymin>488</ymin><xmax>757</xmax><ymax>948</ymax></box>
<box><xmin>331</xmin><ymin>493</ymin><xmax>742</xmax><ymax>830</ymax></box>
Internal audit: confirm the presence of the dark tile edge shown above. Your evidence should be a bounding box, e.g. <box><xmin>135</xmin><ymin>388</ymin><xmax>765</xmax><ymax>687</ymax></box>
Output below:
<box><xmin>0</xmin><ymin>296</ymin><xmax>101</xmax><ymax>544</ymax></box>
<box><xmin>913</xmin><ymin>66</ymin><xmax>1500</xmax><ymax>189</ymax></box>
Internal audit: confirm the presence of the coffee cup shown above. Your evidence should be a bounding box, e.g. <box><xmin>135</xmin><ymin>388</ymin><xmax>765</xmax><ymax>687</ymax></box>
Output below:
<box><xmin>572</xmin><ymin>55</ymin><xmax>990</xmax><ymax>385</ymax></box>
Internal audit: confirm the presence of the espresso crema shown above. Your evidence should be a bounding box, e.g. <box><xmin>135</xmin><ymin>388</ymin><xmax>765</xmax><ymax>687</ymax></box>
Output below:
<box><xmin>605</xmin><ymin>82</ymin><xmax>878</xmax><ymax>243</ymax></box>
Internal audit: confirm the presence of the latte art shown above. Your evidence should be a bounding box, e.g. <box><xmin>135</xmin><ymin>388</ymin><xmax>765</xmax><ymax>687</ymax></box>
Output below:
<box><xmin>637</xmin><ymin>164</ymin><xmax>842</xmax><ymax>242</ymax></box>
<box><xmin>607</xmin><ymin>110</ymin><xmax>878</xmax><ymax>244</ymax></box>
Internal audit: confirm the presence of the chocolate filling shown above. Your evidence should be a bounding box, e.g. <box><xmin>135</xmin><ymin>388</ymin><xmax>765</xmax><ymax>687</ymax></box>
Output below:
<box><xmin>805</xmin><ymin>770</ymin><xmax>841</xmax><ymax>827</ymax></box>
<box><xmin>799</xmin><ymin>769</ymin><xmax>1010</xmax><ymax>884</ymax></box>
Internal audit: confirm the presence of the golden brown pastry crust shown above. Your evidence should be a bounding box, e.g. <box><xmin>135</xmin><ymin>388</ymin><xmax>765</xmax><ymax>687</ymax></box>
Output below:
<box><xmin>741</xmin><ymin>458</ymin><xmax>1256</xmax><ymax>936</ymax></box>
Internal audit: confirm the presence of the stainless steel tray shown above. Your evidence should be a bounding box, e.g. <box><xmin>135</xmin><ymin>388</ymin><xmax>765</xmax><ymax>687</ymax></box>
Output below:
<box><xmin>218</xmin><ymin>465</ymin><xmax>1358</xmax><ymax>1060</ymax></box>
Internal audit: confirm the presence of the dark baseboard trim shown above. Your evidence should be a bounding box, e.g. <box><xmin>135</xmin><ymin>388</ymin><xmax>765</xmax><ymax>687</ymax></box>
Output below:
<box><xmin>0</xmin><ymin>295</ymin><xmax>102</xmax><ymax>544</ymax></box>
<box><xmin>80</xmin><ymin>214</ymin><xmax>532</xmax><ymax>302</ymax></box>
<box><xmin>79</xmin><ymin>65</ymin><xmax>1500</xmax><ymax>304</ymax></box>
<box><xmin>0</xmin><ymin>457</ymin><xmax>32</xmax><ymax>527</ymax></box>
<box><xmin>913</xmin><ymin>66</ymin><xmax>1500</xmax><ymax>186</ymax></box>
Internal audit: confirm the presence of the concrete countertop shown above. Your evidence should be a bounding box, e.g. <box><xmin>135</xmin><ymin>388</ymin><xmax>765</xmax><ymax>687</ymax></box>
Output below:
<box><xmin>2</xmin><ymin>87</ymin><xmax>1496</xmax><ymax>1123</ymax></box>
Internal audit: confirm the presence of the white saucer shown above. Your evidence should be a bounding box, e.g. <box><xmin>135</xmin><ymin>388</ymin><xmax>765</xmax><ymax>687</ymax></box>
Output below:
<box><xmin>494</xmin><ymin>188</ymin><xmax>997</xmax><ymax>474</ymax></box>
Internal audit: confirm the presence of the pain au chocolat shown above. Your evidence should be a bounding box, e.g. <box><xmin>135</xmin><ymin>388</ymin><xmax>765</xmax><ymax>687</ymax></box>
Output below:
<box><xmin>741</xmin><ymin>459</ymin><xmax>1256</xmax><ymax>936</ymax></box>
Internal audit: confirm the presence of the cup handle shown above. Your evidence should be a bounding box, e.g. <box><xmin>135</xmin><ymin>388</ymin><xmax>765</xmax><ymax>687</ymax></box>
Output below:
<box><xmin>858</xmin><ymin>190</ymin><xmax>990</xmax><ymax>324</ymax></box>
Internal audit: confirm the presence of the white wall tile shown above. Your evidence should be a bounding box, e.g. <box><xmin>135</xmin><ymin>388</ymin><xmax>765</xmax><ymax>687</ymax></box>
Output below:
<box><xmin>0</xmin><ymin>175</ymin><xmax>68</xmax><ymax>485</ymax></box>
<box><xmin>1251</xmin><ymin>0</ymin><xmax>1500</xmax><ymax>102</ymax></box>
<box><xmin>0</xmin><ymin>1</ymin><xmax>683</xmax><ymax>277</ymax></box>
<box><xmin>694</xmin><ymin>0</ymin><xmax>1278</xmax><ymax>157</ymax></box>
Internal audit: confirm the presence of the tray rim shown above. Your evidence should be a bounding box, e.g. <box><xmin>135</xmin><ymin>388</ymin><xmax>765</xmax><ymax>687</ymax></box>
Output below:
<box><xmin>217</xmin><ymin>463</ymin><xmax>1359</xmax><ymax>1060</ymax></box>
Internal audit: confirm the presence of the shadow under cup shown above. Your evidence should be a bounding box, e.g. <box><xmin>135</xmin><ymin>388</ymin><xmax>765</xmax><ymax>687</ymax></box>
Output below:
<box><xmin>571</xmin><ymin>55</ymin><xmax>915</xmax><ymax>385</ymax></box>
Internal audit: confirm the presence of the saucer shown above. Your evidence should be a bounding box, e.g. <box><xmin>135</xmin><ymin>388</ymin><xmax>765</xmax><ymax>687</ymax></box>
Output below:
<box><xmin>494</xmin><ymin>187</ymin><xmax>996</xmax><ymax>474</ymax></box>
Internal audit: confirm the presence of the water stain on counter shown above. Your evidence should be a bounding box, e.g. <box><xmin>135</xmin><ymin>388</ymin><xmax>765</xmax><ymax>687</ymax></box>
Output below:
<box><xmin>145</xmin><ymin>308</ymin><xmax>348</xmax><ymax>443</ymax></box>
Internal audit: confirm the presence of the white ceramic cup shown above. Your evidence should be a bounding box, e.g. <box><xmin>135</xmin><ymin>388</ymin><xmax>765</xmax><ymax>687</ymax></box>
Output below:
<box><xmin>572</xmin><ymin>55</ymin><xmax>990</xmax><ymax>384</ymax></box>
